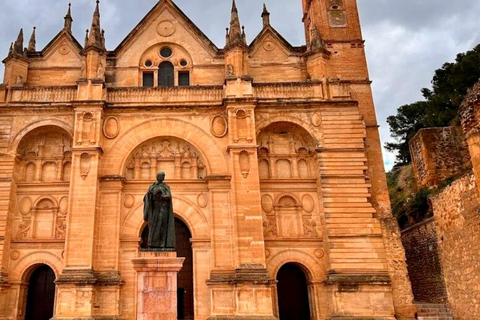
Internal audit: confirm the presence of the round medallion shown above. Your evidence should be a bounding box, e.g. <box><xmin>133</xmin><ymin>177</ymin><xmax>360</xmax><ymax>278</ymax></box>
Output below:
<box><xmin>265</xmin><ymin>249</ymin><xmax>271</xmax><ymax>258</ymax></box>
<box><xmin>59</xmin><ymin>196</ymin><xmax>69</xmax><ymax>214</ymax></box>
<box><xmin>103</xmin><ymin>116</ymin><xmax>120</xmax><ymax>139</ymax></box>
<box><xmin>19</xmin><ymin>197</ymin><xmax>32</xmax><ymax>215</ymax></box>
<box><xmin>59</xmin><ymin>44</ymin><xmax>70</xmax><ymax>55</ymax></box>
<box><xmin>261</xmin><ymin>195</ymin><xmax>274</xmax><ymax>213</ymax></box>
<box><xmin>315</xmin><ymin>249</ymin><xmax>325</xmax><ymax>259</ymax></box>
<box><xmin>210</xmin><ymin>116</ymin><xmax>228</xmax><ymax>138</ymax></box>
<box><xmin>61</xmin><ymin>250</ymin><xmax>65</xmax><ymax>259</ymax></box>
<box><xmin>197</xmin><ymin>194</ymin><xmax>208</xmax><ymax>208</ymax></box>
<box><xmin>10</xmin><ymin>251</ymin><xmax>20</xmax><ymax>261</ymax></box>
<box><xmin>157</xmin><ymin>21</ymin><xmax>176</xmax><ymax>37</ymax></box>
<box><xmin>302</xmin><ymin>194</ymin><xmax>315</xmax><ymax>213</ymax></box>
<box><xmin>311</xmin><ymin>112</ymin><xmax>322</xmax><ymax>127</ymax></box>
<box><xmin>263</xmin><ymin>41</ymin><xmax>275</xmax><ymax>51</ymax></box>
<box><xmin>124</xmin><ymin>194</ymin><xmax>135</xmax><ymax>209</ymax></box>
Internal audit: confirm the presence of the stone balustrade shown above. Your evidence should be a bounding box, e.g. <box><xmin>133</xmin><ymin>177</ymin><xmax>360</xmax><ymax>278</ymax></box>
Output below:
<box><xmin>10</xmin><ymin>86</ymin><xmax>77</xmax><ymax>103</ymax></box>
<box><xmin>107</xmin><ymin>86</ymin><xmax>224</xmax><ymax>105</ymax></box>
<box><xmin>3</xmin><ymin>81</ymin><xmax>352</xmax><ymax>104</ymax></box>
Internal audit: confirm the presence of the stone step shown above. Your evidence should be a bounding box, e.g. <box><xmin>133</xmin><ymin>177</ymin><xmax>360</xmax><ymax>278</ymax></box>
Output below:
<box><xmin>415</xmin><ymin>301</ymin><xmax>454</xmax><ymax>320</ymax></box>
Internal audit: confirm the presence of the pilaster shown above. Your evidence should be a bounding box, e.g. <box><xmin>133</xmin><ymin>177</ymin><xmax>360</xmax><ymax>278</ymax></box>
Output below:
<box><xmin>55</xmin><ymin>102</ymin><xmax>104</xmax><ymax>319</ymax></box>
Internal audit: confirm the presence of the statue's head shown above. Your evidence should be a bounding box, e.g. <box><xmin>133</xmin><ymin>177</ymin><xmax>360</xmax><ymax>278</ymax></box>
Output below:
<box><xmin>156</xmin><ymin>171</ymin><xmax>166</xmax><ymax>182</ymax></box>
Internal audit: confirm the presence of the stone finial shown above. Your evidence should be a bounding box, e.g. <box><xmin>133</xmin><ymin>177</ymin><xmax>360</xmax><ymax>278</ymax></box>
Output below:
<box><xmin>8</xmin><ymin>43</ymin><xmax>13</xmax><ymax>56</ymax></box>
<box><xmin>64</xmin><ymin>3</ymin><xmax>73</xmax><ymax>32</ymax></box>
<box><xmin>226</xmin><ymin>0</ymin><xmax>246</xmax><ymax>47</ymax></box>
<box><xmin>86</xmin><ymin>0</ymin><xmax>105</xmax><ymax>50</ymax></box>
<box><xmin>13</xmin><ymin>28</ymin><xmax>24</xmax><ymax>56</ymax></box>
<box><xmin>84</xmin><ymin>29</ymin><xmax>89</xmax><ymax>48</ymax></box>
<box><xmin>28</xmin><ymin>27</ymin><xmax>36</xmax><ymax>52</ymax></box>
<box><xmin>262</xmin><ymin>3</ymin><xmax>270</xmax><ymax>28</ymax></box>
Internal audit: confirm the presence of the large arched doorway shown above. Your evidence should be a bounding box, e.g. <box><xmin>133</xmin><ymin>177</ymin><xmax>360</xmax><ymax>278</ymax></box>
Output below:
<box><xmin>276</xmin><ymin>263</ymin><xmax>311</xmax><ymax>320</ymax></box>
<box><xmin>141</xmin><ymin>218</ymin><xmax>194</xmax><ymax>319</ymax></box>
<box><xmin>25</xmin><ymin>265</ymin><xmax>56</xmax><ymax>320</ymax></box>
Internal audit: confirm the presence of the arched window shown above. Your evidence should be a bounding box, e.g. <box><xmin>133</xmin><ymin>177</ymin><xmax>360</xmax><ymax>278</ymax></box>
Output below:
<box><xmin>158</xmin><ymin>62</ymin><xmax>174</xmax><ymax>87</ymax></box>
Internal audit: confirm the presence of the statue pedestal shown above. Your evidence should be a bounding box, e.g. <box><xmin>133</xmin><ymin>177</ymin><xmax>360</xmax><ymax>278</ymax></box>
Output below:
<box><xmin>132</xmin><ymin>251</ymin><xmax>185</xmax><ymax>320</ymax></box>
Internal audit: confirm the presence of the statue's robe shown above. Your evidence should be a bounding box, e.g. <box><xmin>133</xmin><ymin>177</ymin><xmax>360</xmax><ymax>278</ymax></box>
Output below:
<box><xmin>143</xmin><ymin>182</ymin><xmax>175</xmax><ymax>249</ymax></box>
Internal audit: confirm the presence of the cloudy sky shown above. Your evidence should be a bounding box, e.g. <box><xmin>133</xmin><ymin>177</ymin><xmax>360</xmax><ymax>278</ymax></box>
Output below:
<box><xmin>1</xmin><ymin>0</ymin><xmax>480</xmax><ymax>171</ymax></box>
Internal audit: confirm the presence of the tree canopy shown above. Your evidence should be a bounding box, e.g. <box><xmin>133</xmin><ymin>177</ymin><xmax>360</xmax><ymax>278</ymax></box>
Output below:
<box><xmin>386</xmin><ymin>44</ymin><xmax>480</xmax><ymax>165</ymax></box>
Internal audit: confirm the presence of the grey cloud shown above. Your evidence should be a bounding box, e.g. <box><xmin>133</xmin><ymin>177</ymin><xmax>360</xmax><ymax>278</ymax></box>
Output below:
<box><xmin>1</xmin><ymin>0</ymin><xmax>480</xmax><ymax>171</ymax></box>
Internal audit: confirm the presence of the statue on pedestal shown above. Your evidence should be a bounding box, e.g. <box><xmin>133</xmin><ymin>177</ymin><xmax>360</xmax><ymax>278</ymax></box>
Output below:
<box><xmin>143</xmin><ymin>171</ymin><xmax>175</xmax><ymax>250</ymax></box>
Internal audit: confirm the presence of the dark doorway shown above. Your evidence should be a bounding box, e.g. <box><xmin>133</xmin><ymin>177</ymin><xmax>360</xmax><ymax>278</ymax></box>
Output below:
<box><xmin>158</xmin><ymin>62</ymin><xmax>174</xmax><ymax>87</ymax></box>
<box><xmin>25</xmin><ymin>265</ymin><xmax>56</xmax><ymax>320</ymax></box>
<box><xmin>141</xmin><ymin>218</ymin><xmax>194</xmax><ymax>319</ymax></box>
<box><xmin>277</xmin><ymin>263</ymin><xmax>311</xmax><ymax>320</ymax></box>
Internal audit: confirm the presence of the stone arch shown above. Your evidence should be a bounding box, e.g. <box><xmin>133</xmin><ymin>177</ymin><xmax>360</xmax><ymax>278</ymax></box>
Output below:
<box><xmin>256</xmin><ymin>116</ymin><xmax>322</xmax><ymax>147</ymax></box>
<box><xmin>122</xmin><ymin>195</ymin><xmax>209</xmax><ymax>240</ymax></box>
<box><xmin>9</xmin><ymin>120</ymin><xmax>74</xmax><ymax>153</ymax></box>
<box><xmin>108</xmin><ymin>118</ymin><xmax>228</xmax><ymax>176</ymax></box>
<box><xmin>267</xmin><ymin>249</ymin><xmax>326</xmax><ymax>282</ymax></box>
<box><xmin>275</xmin><ymin>193</ymin><xmax>301</xmax><ymax>207</ymax></box>
<box><xmin>10</xmin><ymin>251</ymin><xmax>63</xmax><ymax>281</ymax></box>
<box><xmin>33</xmin><ymin>196</ymin><xmax>58</xmax><ymax>209</ymax></box>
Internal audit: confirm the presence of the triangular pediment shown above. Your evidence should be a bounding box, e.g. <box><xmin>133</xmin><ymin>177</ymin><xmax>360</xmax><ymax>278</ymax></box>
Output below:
<box><xmin>249</xmin><ymin>26</ymin><xmax>296</xmax><ymax>58</ymax></box>
<box><xmin>32</xmin><ymin>30</ymin><xmax>83</xmax><ymax>67</ymax></box>
<box><xmin>114</xmin><ymin>0</ymin><xmax>219</xmax><ymax>62</ymax></box>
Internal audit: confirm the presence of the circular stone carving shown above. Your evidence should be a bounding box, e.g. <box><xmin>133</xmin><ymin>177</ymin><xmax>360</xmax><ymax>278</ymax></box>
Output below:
<box><xmin>302</xmin><ymin>194</ymin><xmax>315</xmax><ymax>213</ymax></box>
<box><xmin>315</xmin><ymin>249</ymin><xmax>325</xmax><ymax>259</ymax></box>
<box><xmin>265</xmin><ymin>249</ymin><xmax>271</xmax><ymax>258</ymax></box>
<box><xmin>59</xmin><ymin>44</ymin><xmax>70</xmax><ymax>55</ymax></box>
<box><xmin>263</xmin><ymin>41</ymin><xmax>275</xmax><ymax>51</ymax></box>
<box><xmin>59</xmin><ymin>197</ymin><xmax>69</xmax><ymax>214</ymax></box>
<box><xmin>261</xmin><ymin>195</ymin><xmax>274</xmax><ymax>213</ymax></box>
<box><xmin>19</xmin><ymin>197</ymin><xmax>32</xmax><ymax>215</ymax></box>
<box><xmin>157</xmin><ymin>20</ymin><xmax>176</xmax><ymax>37</ymax></box>
<box><xmin>103</xmin><ymin>116</ymin><xmax>120</xmax><ymax>139</ymax></box>
<box><xmin>197</xmin><ymin>194</ymin><xmax>208</xmax><ymax>208</ymax></box>
<box><xmin>124</xmin><ymin>194</ymin><xmax>135</xmax><ymax>209</ymax></box>
<box><xmin>311</xmin><ymin>112</ymin><xmax>322</xmax><ymax>127</ymax></box>
<box><xmin>10</xmin><ymin>251</ymin><xmax>20</xmax><ymax>261</ymax></box>
<box><xmin>61</xmin><ymin>250</ymin><xmax>65</xmax><ymax>259</ymax></box>
<box><xmin>210</xmin><ymin>116</ymin><xmax>228</xmax><ymax>138</ymax></box>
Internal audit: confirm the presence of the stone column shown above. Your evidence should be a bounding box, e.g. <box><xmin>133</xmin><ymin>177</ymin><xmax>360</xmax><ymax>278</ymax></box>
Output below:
<box><xmin>131</xmin><ymin>251</ymin><xmax>184</xmax><ymax>320</ymax></box>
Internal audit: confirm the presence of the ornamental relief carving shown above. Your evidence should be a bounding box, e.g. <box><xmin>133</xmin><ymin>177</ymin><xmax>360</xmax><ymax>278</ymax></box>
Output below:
<box><xmin>261</xmin><ymin>193</ymin><xmax>319</xmax><ymax>239</ymax></box>
<box><xmin>124</xmin><ymin>137</ymin><xmax>206</xmax><ymax>180</ymax></box>
<box><xmin>16</xmin><ymin>130</ymin><xmax>73</xmax><ymax>183</ymax></box>
<box><xmin>14</xmin><ymin>196</ymin><xmax>68</xmax><ymax>241</ymax></box>
<box><xmin>76</xmin><ymin>112</ymin><xmax>98</xmax><ymax>146</ymax></box>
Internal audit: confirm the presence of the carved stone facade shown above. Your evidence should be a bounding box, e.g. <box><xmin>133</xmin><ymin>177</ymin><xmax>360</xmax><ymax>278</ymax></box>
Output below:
<box><xmin>0</xmin><ymin>0</ymin><xmax>416</xmax><ymax>319</ymax></box>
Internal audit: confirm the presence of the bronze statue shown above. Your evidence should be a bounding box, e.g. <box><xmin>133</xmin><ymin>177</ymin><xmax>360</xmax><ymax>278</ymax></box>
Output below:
<box><xmin>143</xmin><ymin>171</ymin><xmax>175</xmax><ymax>249</ymax></box>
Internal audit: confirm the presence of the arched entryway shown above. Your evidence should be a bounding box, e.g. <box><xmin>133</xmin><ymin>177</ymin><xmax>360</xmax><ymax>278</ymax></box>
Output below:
<box><xmin>276</xmin><ymin>263</ymin><xmax>311</xmax><ymax>320</ymax></box>
<box><xmin>141</xmin><ymin>217</ymin><xmax>194</xmax><ymax>319</ymax></box>
<box><xmin>25</xmin><ymin>264</ymin><xmax>56</xmax><ymax>320</ymax></box>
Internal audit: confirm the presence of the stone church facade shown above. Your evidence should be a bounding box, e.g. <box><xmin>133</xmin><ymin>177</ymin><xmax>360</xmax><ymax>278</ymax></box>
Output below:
<box><xmin>0</xmin><ymin>0</ymin><xmax>416</xmax><ymax>319</ymax></box>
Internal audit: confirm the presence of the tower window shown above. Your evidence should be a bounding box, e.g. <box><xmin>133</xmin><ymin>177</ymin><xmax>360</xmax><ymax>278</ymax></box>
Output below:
<box><xmin>143</xmin><ymin>72</ymin><xmax>154</xmax><ymax>87</ymax></box>
<box><xmin>178</xmin><ymin>71</ymin><xmax>190</xmax><ymax>87</ymax></box>
<box><xmin>158</xmin><ymin>62</ymin><xmax>174</xmax><ymax>87</ymax></box>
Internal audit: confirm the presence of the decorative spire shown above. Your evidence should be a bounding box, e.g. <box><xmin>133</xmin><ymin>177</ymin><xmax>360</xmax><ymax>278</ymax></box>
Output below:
<box><xmin>226</xmin><ymin>0</ymin><xmax>246</xmax><ymax>47</ymax></box>
<box><xmin>64</xmin><ymin>3</ymin><xmax>73</xmax><ymax>32</ymax></box>
<box><xmin>8</xmin><ymin>43</ymin><xmax>13</xmax><ymax>56</ymax></box>
<box><xmin>262</xmin><ymin>3</ymin><xmax>270</xmax><ymax>28</ymax></box>
<box><xmin>13</xmin><ymin>28</ymin><xmax>24</xmax><ymax>56</ymax></box>
<box><xmin>84</xmin><ymin>29</ymin><xmax>89</xmax><ymax>48</ymax></box>
<box><xmin>28</xmin><ymin>27</ymin><xmax>36</xmax><ymax>52</ymax></box>
<box><xmin>309</xmin><ymin>26</ymin><xmax>325</xmax><ymax>51</ymax></box>
<box><xmin>86</xmin><ymin>0</ymin><xmax>105</xmax><ymax>50</ymax></box>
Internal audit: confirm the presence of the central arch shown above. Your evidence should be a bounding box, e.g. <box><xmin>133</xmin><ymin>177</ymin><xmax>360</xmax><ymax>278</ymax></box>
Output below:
<box><xmin>277</xmin><ymin>263</ymin><xmax>311</xmax><ymax>320</ymax></box>
<box><xmin>107</xmin><ymin>118</ymin><xmax>228</xmax><ymax>176</ymax></box>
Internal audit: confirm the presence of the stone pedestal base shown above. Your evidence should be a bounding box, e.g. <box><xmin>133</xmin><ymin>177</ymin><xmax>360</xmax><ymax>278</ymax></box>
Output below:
<box><xmin>132</xmin><ymin>251</ymin><xmax>185</xmax><ymax>320</ymax></box>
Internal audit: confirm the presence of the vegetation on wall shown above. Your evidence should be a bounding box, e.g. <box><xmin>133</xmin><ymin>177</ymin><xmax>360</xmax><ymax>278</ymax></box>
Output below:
<box><xmin>386</xmin><ymin>44</ymin><xmax>480</xmax><ymax>165</ymax></box>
